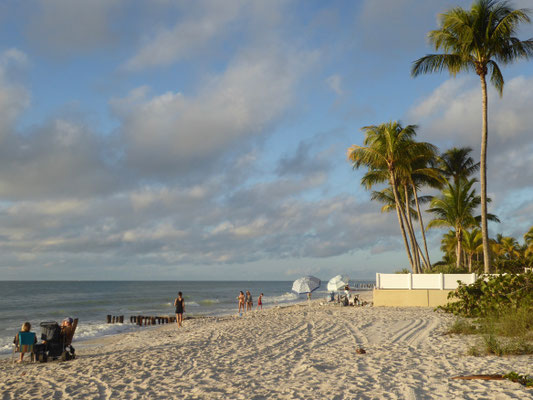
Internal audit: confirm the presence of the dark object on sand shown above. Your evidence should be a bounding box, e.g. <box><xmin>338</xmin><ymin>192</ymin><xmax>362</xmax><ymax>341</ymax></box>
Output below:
<box><xmin>356</xmin><ymin>347</ymin><xmax>366</xmax><ymax>354</ymax></box>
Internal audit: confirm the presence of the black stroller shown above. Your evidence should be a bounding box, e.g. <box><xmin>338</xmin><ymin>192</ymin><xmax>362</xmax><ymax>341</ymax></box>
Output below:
<box><xmin>36</xmin><ymin>320</ymin><xmax>77</xmax><ymax>362</ymax></box>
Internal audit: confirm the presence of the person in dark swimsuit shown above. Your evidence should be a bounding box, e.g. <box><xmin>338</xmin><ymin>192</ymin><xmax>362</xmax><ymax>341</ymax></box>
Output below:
<box><xmin>174</xmin><ymin>292</ymin><xmax>185</xmax><ymax>327</ymax></box>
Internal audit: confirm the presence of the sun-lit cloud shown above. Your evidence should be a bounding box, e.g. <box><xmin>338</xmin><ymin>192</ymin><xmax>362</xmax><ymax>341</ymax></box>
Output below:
<box><xmin>114</xmin><ymin>47</ymin><xmax>319</xmax><ymax>176</ymax></box>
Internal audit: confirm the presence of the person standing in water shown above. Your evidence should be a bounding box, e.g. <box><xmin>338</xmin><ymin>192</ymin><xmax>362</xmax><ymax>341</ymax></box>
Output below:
<box><xmin>238</xmin><ymin>291</ymin><xmax>245</xmax><ymax>314</ymax></box>
<box><xmin>174</xmin><ymin>292</ymin><xmax>185</xmax><ymax>327</ymax></box>
<box><xmin>257</xmin><ymin>293</ymin><xmax>263</xmax><ymax>310</ymax></box>
<box><xmin>245</xmin><ymin>290</ymin><xmax>253</xmax><ymax>311</ymax></box>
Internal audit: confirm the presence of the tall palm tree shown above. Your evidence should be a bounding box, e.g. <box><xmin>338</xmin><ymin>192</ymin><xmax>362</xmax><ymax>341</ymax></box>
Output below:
<box><xmin>371</xmin><ymin>184</ymin><xmax>433</xmax><ymax>271</ymax></box>
<box><xmin>348</xmin><ymin>121</ymin><xmax>434</xmax><ymax>272</ymax></box>
<box><xmin>402</xmin><ymin>154</ymin><xmax>442</xmax><ymax>270</ymax></box>
<box><xmin>412</xmin><ymin>0</ymin><xmax>533</xmax><ymax>273</ymax></box>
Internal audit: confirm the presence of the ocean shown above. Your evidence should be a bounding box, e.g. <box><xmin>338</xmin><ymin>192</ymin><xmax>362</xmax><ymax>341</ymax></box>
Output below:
<box><xmin>0</xmin><ymin>280</ymin><xmax>373</xmax><ymax>355</ymax></box>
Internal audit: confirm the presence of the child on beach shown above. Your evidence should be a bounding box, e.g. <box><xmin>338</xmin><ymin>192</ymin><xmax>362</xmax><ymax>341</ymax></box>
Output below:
<box><xmin>245</xmin><ymin>290</ymin><xmax>253</xmax><ymax>311</ymax></box>
<box><xmin>174</xmin><ymin>292</ymin><xmax>185</xmax><ymax>327</ymax></box>
<box><xmin>13</xmin><ymin>322</ymin><xmax>36</xmax><ymax>362</ymax></box>
<box><xmin>238</xmin><ymin>291</ymin><xmax>245</xmax><ymax>314</ymax></box>
<box><xmin>257</xmin><ymin>293</ymin><xmax>263</xmax><ymax>310</ymax></box>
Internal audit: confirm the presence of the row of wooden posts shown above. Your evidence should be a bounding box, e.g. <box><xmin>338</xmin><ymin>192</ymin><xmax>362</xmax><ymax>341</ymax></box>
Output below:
<box><xmin>106</xmin><ymin>315</ymin><xmax>176</xmax><ymax>326</ymax></box>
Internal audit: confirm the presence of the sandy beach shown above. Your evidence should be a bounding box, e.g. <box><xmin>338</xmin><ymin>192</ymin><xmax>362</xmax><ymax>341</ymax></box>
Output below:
<box><xmin>1</xmin><ymin>292</ymin><xmax>531</xmax><ymax>400</ymax></box>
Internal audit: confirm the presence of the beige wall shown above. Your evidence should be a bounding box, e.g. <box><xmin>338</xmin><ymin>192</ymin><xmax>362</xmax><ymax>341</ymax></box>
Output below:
<box><xmin>373</xmin><ymin>289</ymin><xmax>455</xmax><ymax>307</ymax></box>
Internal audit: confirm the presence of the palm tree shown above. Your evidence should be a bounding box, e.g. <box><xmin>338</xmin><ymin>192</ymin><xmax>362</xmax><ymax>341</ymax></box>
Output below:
<box><xmin>371</xmin><ymin>184</ymin><xmax>433</xmax><ymax>271</ymax></box>
<box><xmin>427</xmin><ymin>178</ymin><xmax>499</xmax><ymax>269</ymax></box>
<box><xmin>462</xmin><ymin>228</ymin><xmax>483</xmax><ymax>272</ymax></box>
<box><xmin>412</xmin><ymin>0</ymin><xmax>533</xmax><ymax>273</ymax></box>
<box><xmin>402</xmin><ymin>154</ymin><xmax>442</xmax><ymax>270</ymax></box>
<box><xmin>524</xmin><ymin>226</ymin><xmax>533</xmax><ymax>246</ymax></box>
<box><xmin>438</xmin><ymin>147</ymin><xmax>479</xmax><ymax>187</ymax></box>
<box><xmin>493</xmin><ymin>235</ymin><xmax>520</xmax><ymax>259</ymax></box>
<box><xmin>440</xmin><ymin>229</ymin><xmax>459</xmax><ymax>265</ymax></box>
<box><xmin>348</xmin><ymin>121</ymin><xmax>435</xmax><ymax>272</ymax></box>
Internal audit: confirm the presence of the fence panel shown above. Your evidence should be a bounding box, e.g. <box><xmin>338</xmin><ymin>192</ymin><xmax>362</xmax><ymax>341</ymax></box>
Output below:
<box><xmin>376</xmin><ymin>273</ymin><xmax>477</xmax><ymax>290</ymax></box>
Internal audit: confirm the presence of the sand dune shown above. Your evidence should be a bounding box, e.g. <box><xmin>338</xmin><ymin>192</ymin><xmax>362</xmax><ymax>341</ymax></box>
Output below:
<box><xmin>1</xmin><ymin>292</ymin><xmax>532</xmax><ymax>399</ymax></box>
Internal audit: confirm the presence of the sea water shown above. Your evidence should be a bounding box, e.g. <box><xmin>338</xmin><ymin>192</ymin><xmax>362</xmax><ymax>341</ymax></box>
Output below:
<box><xmin>0</xmin><ymin>280</ymin><xmax>373</xmax><ymax>354</ymax></box>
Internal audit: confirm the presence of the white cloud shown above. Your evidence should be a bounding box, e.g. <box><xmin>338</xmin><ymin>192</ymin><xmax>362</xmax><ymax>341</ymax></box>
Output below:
<box><xmin>124</xmin><ymin>0</ymin><xmax>246</xmax><ymax>70</ymax></box>
<box><xmin>113</xmin><ymin>48</ymin><xmax>318</xmax><ymax>175</ymax></box>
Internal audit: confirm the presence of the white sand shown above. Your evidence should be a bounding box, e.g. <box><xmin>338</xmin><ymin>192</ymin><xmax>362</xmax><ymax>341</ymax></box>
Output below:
<box><xmin>1</xmin><ymin>292</ymin><xmax>532</xmax><ymax>399</ymax></box>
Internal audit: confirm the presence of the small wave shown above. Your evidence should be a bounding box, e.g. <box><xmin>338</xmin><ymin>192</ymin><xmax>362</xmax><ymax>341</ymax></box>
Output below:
<box><xmin>75</xmin><ymin>323</ymin><xmax>137</xmax><ymax>342</ymax></box>
<box><xmin>264</xmin><ymin>292</ymin><xmax>299</xmax><ymax>303</ymax></box>
<box><xmin>187</xmin><ymin>302</ymin><xmax>200</xmax><ymax>307</ymax></box>
<box><xmin>199</xmin><ymin>299</ymin><xmax>220</xmax><ymax>306</ymax></box>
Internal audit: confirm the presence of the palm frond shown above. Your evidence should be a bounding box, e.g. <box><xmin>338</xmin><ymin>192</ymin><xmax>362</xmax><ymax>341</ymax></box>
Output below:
<box><xmin>411</xmin><ymin>54</ymin><xmax>470</xmax><ymax>77</ymax></box>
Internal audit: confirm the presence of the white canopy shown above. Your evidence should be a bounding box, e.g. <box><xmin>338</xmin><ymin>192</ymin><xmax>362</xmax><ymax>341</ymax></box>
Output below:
<box><xmin>327</xmin><ymin>275</ymin><xmax>350</xmax><ymax>291</ymax></box>
<box><xmin>292</xmin><ymin>276</ymin><xmax>321</xmax><ymax>294</ymax></box>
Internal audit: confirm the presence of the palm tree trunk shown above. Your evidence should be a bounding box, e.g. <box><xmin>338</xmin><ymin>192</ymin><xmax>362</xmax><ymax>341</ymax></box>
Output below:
<box><xmin>417</xmin><ymin>245</ymin><xmax>430</xmax><ymax>272</ymax></box>
<box><xmin>455</xmin><ymin>229</ymin><xmax>462</xmax><ymax>270</ymax></box>
<box><xmin>411</xmin><ymin>182</ymin><xmax>431</xmax><ymax>270</ymax></box>
<box><xmin>390</xmin><ymin>175</ymin><xmax>415</xmax><ymax>271</ymax></box>
<box><xmin>480</xmin><ymin>74</ymin><xmax>491</xmax><ymax>274</ymax></box>
<box><xmin>403</xmin><ymin>184</ymin><xmax>421</xmax><ymax>273</ymax></box>
<box><xmin>468</xmin><ymin>254</ymin><xmax>473</xmax><ymax>273</ymax></box>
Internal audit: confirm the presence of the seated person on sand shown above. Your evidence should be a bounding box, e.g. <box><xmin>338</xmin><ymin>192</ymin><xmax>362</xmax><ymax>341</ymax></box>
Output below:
<box><xmin>13</xmin><ymin>322</ymin><xmax>36</xmax><ymax>362</ymax></box>
<box><xmin>60</xmin><ymin>317</ymin><xmax>78</xmax><ymax>347</ymax></box>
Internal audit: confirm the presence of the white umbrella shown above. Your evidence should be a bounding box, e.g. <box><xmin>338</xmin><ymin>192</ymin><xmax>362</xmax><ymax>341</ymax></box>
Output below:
<box><xmin>292</xmin><ymin>276</ymin><xmax>321</xmax><ymax>294</ymax></box>
<box><xmin>327</xmin><ymin>275</ymin><xmax>350</xmax><ymax>291</ymax></box>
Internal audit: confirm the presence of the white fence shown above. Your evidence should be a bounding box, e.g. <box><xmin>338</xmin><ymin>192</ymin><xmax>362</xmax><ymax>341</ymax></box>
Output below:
<box><xmin>375</xmin><ymin>273</ymin><xmax>477</xmax><ymax>290</ymax></box>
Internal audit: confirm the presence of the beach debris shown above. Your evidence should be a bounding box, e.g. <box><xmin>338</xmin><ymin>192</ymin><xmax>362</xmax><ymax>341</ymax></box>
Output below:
<box><xmin>452</xmin><ymin>373</ymin><xmax>533</xmax><ymax>388</ymax></box>
<box><xmin>452</xmin><ymin>374</ymin><xmax>504</xmax><ymax>381</ymax></box>
<box><xmin>356</xmin><ymin>347</ymin><xmax>366</xmax><ymax>354</ymax></box>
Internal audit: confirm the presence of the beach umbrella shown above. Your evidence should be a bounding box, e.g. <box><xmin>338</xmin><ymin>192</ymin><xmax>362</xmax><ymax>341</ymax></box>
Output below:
<box><xmin>327</xmin><ymin>275</ymin><xmax>350</xmax><ymax>291</ymax></box>
<box><xmin>292</xmin><ymin>276</ymin><xmax>321</xmax><ymax>294</ymax></box>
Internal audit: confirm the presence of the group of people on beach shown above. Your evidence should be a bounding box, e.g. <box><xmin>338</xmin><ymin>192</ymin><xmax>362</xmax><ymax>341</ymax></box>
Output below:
<box><xmin>13</xmin><ymin>317</ymin><xmax>74</xmax><ymax>362</ymax></box>
<box><xmin>173</xmin><ymin>290</ymin><xmax>265</xmax><ymax>326</ymax></box>
<box><xmin>238</xmin><ymin>290</ymin><xmax>262</xmax><ymax>313</ymax></box>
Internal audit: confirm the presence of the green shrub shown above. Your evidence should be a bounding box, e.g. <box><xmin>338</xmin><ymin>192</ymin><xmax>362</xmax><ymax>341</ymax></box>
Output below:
<box><xmin>439</xmin><ymin>271</ymin><xmax>533</xmax><ymax>317</ymax></box>
<box><xmin>503</xmin><ymin>372</ymin><xmax>533</xmax><ymax>387</ymax></box>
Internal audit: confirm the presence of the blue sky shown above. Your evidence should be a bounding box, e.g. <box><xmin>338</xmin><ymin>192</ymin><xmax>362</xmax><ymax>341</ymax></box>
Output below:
<box><xmin>0</xmin><ymin>0</ymin><xmax>532</xmax><ymax>280</ymax></box>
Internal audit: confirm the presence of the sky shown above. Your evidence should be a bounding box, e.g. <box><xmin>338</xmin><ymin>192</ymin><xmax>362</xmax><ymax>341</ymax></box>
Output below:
<box><xmin>0</xmin><ymin>0</ymin><xmax>532</xmax><ymax>281</ymax></box>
